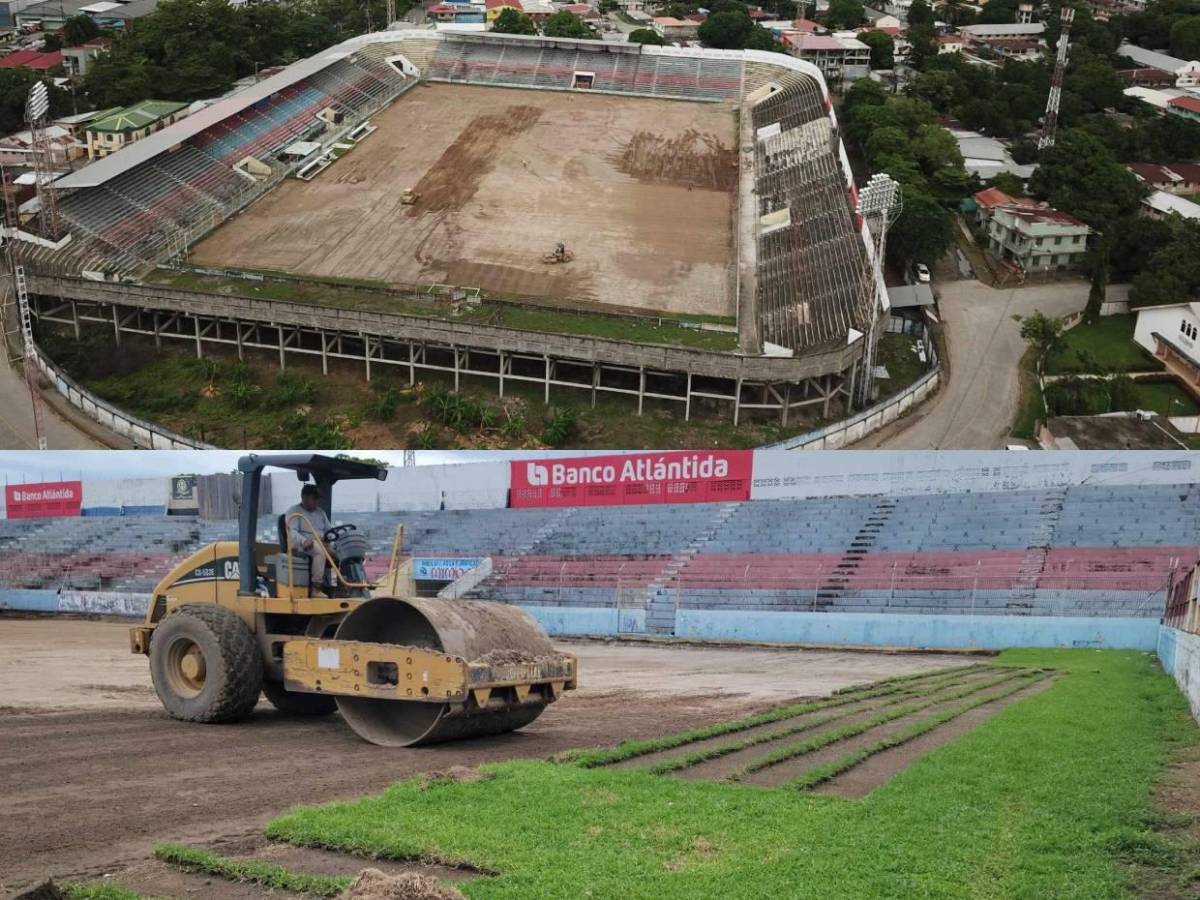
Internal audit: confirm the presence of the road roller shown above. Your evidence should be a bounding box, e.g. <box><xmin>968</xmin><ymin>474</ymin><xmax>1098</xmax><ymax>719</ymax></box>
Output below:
<box><xmin>129</xmin><ymin>454</ymin><xmax>577</xmax><ymax>746</ymax></box>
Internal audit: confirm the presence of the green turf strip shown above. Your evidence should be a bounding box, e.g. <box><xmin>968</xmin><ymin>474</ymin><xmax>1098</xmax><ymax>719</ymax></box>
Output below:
<box><xmin>564</xmin><ymin>662</ymin><xmax>989</xmax><ymax>767</ymax></box>
<box><xmin>266</xmin><ymin>650</ymin><xmax>1198</xmax><ymax>899</ymax></box>
<box><xmin>155</xmin><ymin>844</ymin><xmax>350</xmax><ymax>897</ymax></box>
<box><xmin>785</xmin><ymin>671</ymin><xmax>1055</xmax><ymax>791</ymax></box>
<box><xmin>644</xmin><ymin>668</ymin><xmax>1031</xmax><ymax>777</ymax></box>
<box><xmin>728</xmin><ymin>668</ymin><xmax>1038</xmax><ymax>780</ymax></box>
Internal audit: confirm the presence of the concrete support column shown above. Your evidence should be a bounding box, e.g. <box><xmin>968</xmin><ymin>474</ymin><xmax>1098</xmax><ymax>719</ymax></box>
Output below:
<box><xmin>278</xmin><ymin>325</ymin><xmax>286</xmax><ymax>370</ymax></box>
<box><xmin>193</xmin><ymin>315</ymin><xmax>202</xmax><ymax>359</ymax></box>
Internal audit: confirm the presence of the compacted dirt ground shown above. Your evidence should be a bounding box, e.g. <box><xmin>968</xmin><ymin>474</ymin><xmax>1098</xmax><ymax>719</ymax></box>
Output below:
<box><xmin>189</xmin><ymin>83</ymin><xmax>738</xmax><ymax>317</ymax></box>
<box><xmin>0</xmin><ymin>617</ymin><xmax>968</xmax><ymax>894</ymax></box>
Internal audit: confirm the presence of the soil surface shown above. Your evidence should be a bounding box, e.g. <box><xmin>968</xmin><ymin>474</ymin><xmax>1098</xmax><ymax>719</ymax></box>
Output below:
<box><xmin>0</xmin><ymin>618</ymin><xmax>967</xmax><ymax>895</ymax></box>
<box><xmin>189</xmin><ymin>84</ymin><xmax>737</xmax><ymax>317</ymax></box>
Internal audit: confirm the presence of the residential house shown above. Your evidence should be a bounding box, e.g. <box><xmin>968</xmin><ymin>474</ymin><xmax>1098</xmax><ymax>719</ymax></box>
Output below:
<box><xmin>83</xmin><ymin>99</ymin><xmax>188</xmax><ymax>159</ymax></box>
<box><xmin>960</xmin><ymin>22</ymin><xmax>1044</xmax><ymax>46</ymax></box>
<box><xmin>953</xmin><ymin>129</ymin><xmax>1034</xmax><ymax>180</ymax></box>
<box><xmin>975</xmin><ymin>190</ymin><xmax>1090</xmax><ymax>271</ymax></box>
<box><xmin>60</xmin><ymin>36</ymin><xmax>111</xmax><ymax>77</ymax></box>
<box><xmin>783</xmin><ymin>31</ymin><xmax>871</xmax><ymax>81</ymax></box>
<box><xmin>1167</xmin><ymin>95</ymin><xmax>1200</xmax><ymax>122</ymax></box>
<box><xmin>652</xmin><ymin>16</ymin><xmax>698</xmax><ymax>41</ymax></box>
<box><xmin>484</xmin><ymin>0</ymin><xmax>522</xmax><ymax>24</ymax></box>
<box><xmin>1127</xmin><ymin>163</ymin><xmax>1200</xmax><ymax>196</ymax></box>
<box><xmin>427</xmin><ymin>3</ymin><xmax>460</xmax><ymax>21</ymax></box>
<box><xmin>980</xmin><ymin>37</ymin><xmax>1042</xmax><ymax>60</ymax></box>
<box><xmin>1142</xmin><ymin>190</ymin><xmax>1200</xmax><ymax>222</ymax></box>
<box><xmin>937</xmin><ymin>34</ymin><xmax>964</xmax><ymax>54</ymax></box>
<box><xmin>0</xmin><ymin>48</ymin><xmax>61</xmax><ymax>71</ymax></box>
<box><xmin>1133</xmin><ymin>301</ymin><xmax>1200</xmax><ymax>399</ymax></box>
<box><xmin>0</xmin><ymin>123</ymin><xmax>79</xmax><ymax>165</ymax></box>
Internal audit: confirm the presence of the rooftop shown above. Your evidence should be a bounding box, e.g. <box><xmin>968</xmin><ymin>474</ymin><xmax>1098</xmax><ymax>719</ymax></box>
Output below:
<box><xmin>0</xmin><ymin>49</ymin><xmax>62</xmax><ymax>70</ymax></box>
<box><xmin>84</xmin><ymin>99</ymin><xmax>189</xmax><ymax>134</ymax></box>
<box><xmin>1000</xmin><ymin>205</ymin><xmax>1088</xmax><ymax>228</ymax></box>
<box><xmin>1168</xmin><ymin>95</ymin><xmax>1200</xmax><ymax>114</ymax></box>
<box><xmin>1117</xmin><ymin>41</ymin><xmax>1188</xmax><ymax>74</ymax></box>
<box><xmin>1143</xmin><ymin>190</ymin><xmax>1200</xmax><ymax>220</ymax></box>
<box><xmin>1127</xmin><ymin>162</ymin><xmax>1200</xmax><ymax>185</ymax></box>
<box><xmin>961</xmin><ymin>22</ymin><xmax>1044</xmax><ymax>36</ymax></box>
<box><xmin>1040</xmin><ymin>415</ymin><xmax>1189</xmax><ymax>450</ymax></box>
<box><xmin>974</xmin><ymin>186</ymin><xmax>1037</xmax><ymax>210</ymax></box>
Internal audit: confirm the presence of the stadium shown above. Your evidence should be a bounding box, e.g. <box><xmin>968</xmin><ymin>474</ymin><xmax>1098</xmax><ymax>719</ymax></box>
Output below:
<box><xmin>14</xmin><ymin>29</ymin><xmax>886</xmax><ymax>428</ymax></box>
<box><xmin>3</xmin><ymin>449</ymin><xmax>1200</xmax><ymax>898</ymax></box>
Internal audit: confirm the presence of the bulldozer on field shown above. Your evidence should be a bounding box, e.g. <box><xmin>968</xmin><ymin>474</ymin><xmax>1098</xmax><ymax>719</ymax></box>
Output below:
<box><xmin>130</xmin><ymin>454</ymin><xmax>577</xmax><ymax>746</ymax></box>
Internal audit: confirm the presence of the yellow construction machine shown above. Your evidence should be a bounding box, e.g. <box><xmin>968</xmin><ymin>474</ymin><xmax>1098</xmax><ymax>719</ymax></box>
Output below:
<box><xmin>130</xmin><ymin>454</ymin><xmax>577</xmax><ymax>746</ymax></box>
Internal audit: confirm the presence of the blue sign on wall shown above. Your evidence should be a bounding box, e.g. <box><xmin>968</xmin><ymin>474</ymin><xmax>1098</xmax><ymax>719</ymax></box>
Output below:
<box><xmin>412</xmin><ymin>557</ymin><xmax>484</xmax><ymax>581</ymax></box>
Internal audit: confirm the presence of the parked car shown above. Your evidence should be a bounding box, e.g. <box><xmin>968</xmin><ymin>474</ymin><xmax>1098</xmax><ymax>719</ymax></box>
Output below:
<box><xmin>914</xmin><ymin>263</ymin><xmax>931</xmax><ymax>283</ymax></box>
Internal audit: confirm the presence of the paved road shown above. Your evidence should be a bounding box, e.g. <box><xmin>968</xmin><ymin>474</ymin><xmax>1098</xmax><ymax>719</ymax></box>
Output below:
<box><xmin>0</xmin><ymin>356</ymin><xmax>102</xmax><ymax>449</ymax></box>
<box><xmin>860</xmin><ymin>280</ymin><xmax>1091</xmax><ymax>449</ymax></box>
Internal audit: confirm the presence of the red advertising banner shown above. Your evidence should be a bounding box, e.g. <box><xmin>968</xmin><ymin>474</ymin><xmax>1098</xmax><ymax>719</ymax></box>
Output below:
<box><xmin>5</xmin><ymin>481</ymin><xmax>83</xmax><ymax>519</ymax></box>
<box><xmin>510</xmin><ymin>451</ymin><xmax>754</xmax><ymax>508</ymax></box>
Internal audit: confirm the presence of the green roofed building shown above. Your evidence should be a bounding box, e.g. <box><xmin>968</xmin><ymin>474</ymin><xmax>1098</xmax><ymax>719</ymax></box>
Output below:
<box><xmin>84</xmin><ymin>100</ymin><xmax>189</xmax><ymax>160</ymax></box>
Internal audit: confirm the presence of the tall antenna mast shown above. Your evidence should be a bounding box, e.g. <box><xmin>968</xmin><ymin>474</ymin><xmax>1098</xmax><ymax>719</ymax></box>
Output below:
<box><xmin>854</xmin><ymin>173</ymin><xmax>902</xmax><ymax>409</ymax></box>
<box><xmin>1038</xmin><ymin>6</ymin><xmax>1074</xmax><ymax>150</ymax></box>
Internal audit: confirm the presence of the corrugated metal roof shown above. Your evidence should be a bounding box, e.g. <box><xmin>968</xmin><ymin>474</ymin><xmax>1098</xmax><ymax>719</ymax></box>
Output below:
<box><xmin>1117</xmin><ymin>42</ymin><xmax>1186</xmax><ymax>74</ymax></box>
<box><xmin>53</xmin><ymin>45</ymin><xmax>357</xmax><ymax>189</ymax></box>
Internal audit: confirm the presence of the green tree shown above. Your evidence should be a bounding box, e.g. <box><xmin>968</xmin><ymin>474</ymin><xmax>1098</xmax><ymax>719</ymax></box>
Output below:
<box><xmin>1170</xmin><ymin>15</ymin><xmax>1200</xmax><ymax>59</ymax></box>
<box><xmin>598</xmin><ymin>0</ymin><xmax>619</xmax><ymax>11</ymax></box>
<box><xmin>743</xmin><ymin>24</ymin><xmax>782</xmax><ymax>50</ymax></box>
<box><xmin>860</xmin><ymin>30</ymin><xmax>895</xmax><ymax>68</ymax></box>
<box><xmin>542</xmin><ymin>10</ymin><xmax>590</xmax><ymax>36</ymax></box>
<box><xmin>888</xmin><ymin>191</ymin><xmax>955</xmax><ymax>268</ymax></box>
<box><xmin>977</xmin><ymin>0</ymin><xmax>1018</xmax><ymax>24</ymax></box>
<box><xmin>1018</xmin><ymin>311</ymin><xmax>1065</xmax><ymax>369</ymax></box>
<box><xmin>0</xmin><ymin>70</ymin><xmax>70</xmax><ymax>134</ymax></box>
<box><xmin>906</xmin><ymin>23</ymin><xmax>938</xmax><ymax>71</ymax></box>
<box><xmin>628</xmin><ymin>27</ymin><xmax>666</xmax><ymax>44</ymax></box>
<box><xmin>1028</xmin><ymin>129</ymin><xmax>1144</xmax><ymax>229</ymax></box>
<box><xmin>62</xmin><ymin>14</ymin><xmax>100</xmax><ymax>46</ymax></box>
<box><xmin>907</xmin><ymin>0</ymin><xmax>934</xmax><ymax>27</ymax></box>
<box><xmin>492</xmin><ymin>7</ymin><xmax>538</xmax><ymax>33</ymax></box>
<box><xmin>698</xmin><ymin>9</ymin><xmax>754</xmax><ymax>47</ymax></box>
<box><xmin>825</xmin><ymin>0</ymin><xmax>865</xmax><ymax>28</ymax></box>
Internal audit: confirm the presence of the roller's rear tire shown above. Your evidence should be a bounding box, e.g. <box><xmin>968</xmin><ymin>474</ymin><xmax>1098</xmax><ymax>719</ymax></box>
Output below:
<box><xmin>149</xmin><ymin>604</ymin><xmax>263</xmax><ymax>723</ymax></box>
<box><xmin>263</xmin><ymin>680</ymin><xmax>338</xmax><ymax>716</ymax></box>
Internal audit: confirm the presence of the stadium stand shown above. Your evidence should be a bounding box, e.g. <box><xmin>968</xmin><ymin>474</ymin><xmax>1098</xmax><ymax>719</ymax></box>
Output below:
<box><xmin>1</xmin><ymin>485</ymin><xmax>1195</xmax><ymax>623</ymax></box>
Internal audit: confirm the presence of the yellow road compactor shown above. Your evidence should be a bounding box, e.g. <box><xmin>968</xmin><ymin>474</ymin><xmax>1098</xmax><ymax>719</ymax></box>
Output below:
<box><xmin>130</xmin><ymin>454</ymin><xmax>577</xmax><ymax>746</ymax></box>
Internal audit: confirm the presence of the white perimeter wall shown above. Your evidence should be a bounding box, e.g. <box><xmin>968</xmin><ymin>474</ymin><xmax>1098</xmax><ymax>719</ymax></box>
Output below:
<box><xmin>82</xmin><ymin>478</ymin><xmax>167</xmax><ymax>510</ymax></box>
<box><xmin>266</xmin><ymin>460</ymin><xmax>511</xmax><ymax>514</ymax></box>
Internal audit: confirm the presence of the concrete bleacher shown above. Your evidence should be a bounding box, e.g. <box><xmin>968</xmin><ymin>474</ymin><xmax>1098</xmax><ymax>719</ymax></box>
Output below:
<box><xmin>1</xmin><ymin>483</ymin><xmax>1194</xmax><ymax>622</ymax></box>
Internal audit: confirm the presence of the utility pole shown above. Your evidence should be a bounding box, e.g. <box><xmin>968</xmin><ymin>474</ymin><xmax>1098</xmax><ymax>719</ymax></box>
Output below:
<box><xmin>1038</xmin><ymin>6</ymin><xmax>1074</xmax><ymax>151</ymax></box>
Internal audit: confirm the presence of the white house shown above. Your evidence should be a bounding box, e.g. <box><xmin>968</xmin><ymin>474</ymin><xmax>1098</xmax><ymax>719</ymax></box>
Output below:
<box><xmin>1134</xmin><ymin>301</ymin><xmax>1200</xmax><ymax>399</ymax></box>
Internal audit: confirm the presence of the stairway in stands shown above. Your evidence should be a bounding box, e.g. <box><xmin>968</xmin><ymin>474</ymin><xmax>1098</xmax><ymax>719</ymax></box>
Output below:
<box><xmin>1006</xmin><ymin>488</ymin><xmax>1068</xmax><ymax>614</ymax></box>
<box><xmin>814</xmin><ymin>497</ymin><xmax>899</xmax><ymax>608</ymax></box>
<box><xmin>466</xmin><ymin>507</ymin><xmax>578</xmax><ymax>598</ymax></box>
<box><xmin>642</xmin><ymin>502</ymin><xmax>743</xmax><ymax>635</ymax></box>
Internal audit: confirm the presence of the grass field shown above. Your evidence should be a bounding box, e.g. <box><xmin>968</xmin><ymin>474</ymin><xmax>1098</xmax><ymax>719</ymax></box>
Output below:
<box><xmin>123</xmin><ymin>649</ymin><xmax>1191</xmax><ymax>900</ymax></box>
<box><xmin>1046</xmin><ymin>315</ymin><xmax>1162</xmax><ymax>375</ymax></box>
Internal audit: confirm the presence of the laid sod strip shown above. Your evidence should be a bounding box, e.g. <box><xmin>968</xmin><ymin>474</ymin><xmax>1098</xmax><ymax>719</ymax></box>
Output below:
<box><xmin>641</xmin><ymin>669</ymin><xmax>1009</xmax><ymax>776</ymax></box>
<box><xmin>786</xmin><ymin>672</ymin><xmax>1056</xmax><ymax>791</ymax></box>
<box><xmin>726</xmin><ymin>669</ymin><xmax>1038</xmax><ymax>781</ymax></box>
<box><xmin>566</xmin><ymin>663</ymin><xmax>990</xmax><ymax>768</ymax></box>
<box><xmin>156</xmin><ymin>843</ymin><xmax>350</xmax><ymax>897</ymax></box>
<box><xmin>615</xmin><ymin>666</ymin><xmax>998</xmax><ymax>771</ymax></box>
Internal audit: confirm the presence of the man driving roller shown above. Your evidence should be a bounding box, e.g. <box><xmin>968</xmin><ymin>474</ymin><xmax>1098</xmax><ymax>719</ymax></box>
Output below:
<box><xmin>286</xmin><ymin>483</ymin><xmax>331</xmax><ymax>587</ymax></box>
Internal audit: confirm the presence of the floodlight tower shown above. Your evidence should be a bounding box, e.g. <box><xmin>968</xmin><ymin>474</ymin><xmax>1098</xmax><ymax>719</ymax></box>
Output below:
<box><xmin>25</xmin><ymin>81</ymin><xmax>61</xmax><ymax>240</ymax></box>
<box><xmin>854</xmin><ymin>173</ymin><xmax>902</xmax><ymax>409</ymax></box>
<box><xmin>1038</xmin><ymin>6</ymin><xmax>1075</xmax><ymax>151</ymax></box>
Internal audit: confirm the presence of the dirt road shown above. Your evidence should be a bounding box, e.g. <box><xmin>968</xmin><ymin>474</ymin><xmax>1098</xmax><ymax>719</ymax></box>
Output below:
<box><xmin>0</xmin><ymin>618</ymin><xmax>966</xmax><ymax>893</ymax></box>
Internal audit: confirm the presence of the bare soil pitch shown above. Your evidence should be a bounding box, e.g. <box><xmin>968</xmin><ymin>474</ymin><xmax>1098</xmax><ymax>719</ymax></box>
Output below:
<box><xmin>0</xmin><ymin>618</ymin><xmax>965</xmax><ymax>894</ymax></box>
<box><xmin>189</xmin><ymin>84</ymin><xmax>738</xmax><ymax>318</ymax></box>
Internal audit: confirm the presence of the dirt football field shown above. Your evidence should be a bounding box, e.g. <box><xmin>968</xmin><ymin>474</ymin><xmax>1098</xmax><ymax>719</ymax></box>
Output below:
<box><xmin>189</xmin><ymin>83</ymin><xmax>739</xmax><ymax>318</ymax></box>
<box><xmin>0</xmin><ymin>616</ymin><xmax>972</xmax><ymax>896</ymax></box>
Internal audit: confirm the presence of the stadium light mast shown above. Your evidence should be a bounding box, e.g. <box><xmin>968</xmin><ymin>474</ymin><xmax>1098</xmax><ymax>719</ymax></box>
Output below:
<box><xmin>854</xmin><ymin>173</ymin><xmax>902</xmax><ymax>410</ymax></box>
<box><xmin>1038</xmin><ymin>6</ymin><xmax>1074</xmax><ymax>151</ymax></box>
<box><xmin>25</xmin><ymin>81</ymin><xmax>61</xmax><ymax>241</ymax></box>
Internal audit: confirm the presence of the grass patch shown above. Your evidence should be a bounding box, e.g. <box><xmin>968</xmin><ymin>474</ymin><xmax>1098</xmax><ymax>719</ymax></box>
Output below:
<box><xmin>785</xmin><ymin>671</ymin><xmax>1053</xmax><ymax>790</ymax></box>
<box><xmin>1046</xmin><ymin>314</ymin><xmax>1162</xmax><ymax>375</ymax></box>
<box><xmin>155</xmin><ymin>843</ymin><xmax>349</xmax><ymax>896</ymax></box>
<box><xmin>563</xmin><ymin>663</ymin><xmax>986</xmax><ymax>767</ymax></box>
<box><xmin>64</xmin><ymin>886</ymin><xmax>144</xmax><ymax>900</ymax></box>
<box><xmin>1132</xmin><ymin>378</ymin><xmax>1200</xmax><ymax>417</ymax></box>
<box><xmin>874</xmin><ymin>332</ymin><xmax>932</xmax><ymax>400</ymax></box>
<box><xmin>266</xmin><ymin>650</ymin><xmax>1197</xmax><ymax>899</ymax></box>
<box><xmin>1011</xmin><ymin>344</ymin><xmax>1045</xmax><ymax>440</ymax></box>
<box><xmin>731</xmin><ymin>668</ymin><xmax>1034</xmax><ymax>779</ymax></box>
<box><xmin>642</xmin><ymin>668</ymin><xmax>997</xmax><ymax>776</ymax></box>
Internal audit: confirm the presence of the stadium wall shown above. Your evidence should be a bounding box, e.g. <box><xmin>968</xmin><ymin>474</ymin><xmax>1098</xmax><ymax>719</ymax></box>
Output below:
<box><xmin>1158</xmin><ymin>626</ymin><xmax>1200</xmax><ymax>722</ymax></box>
